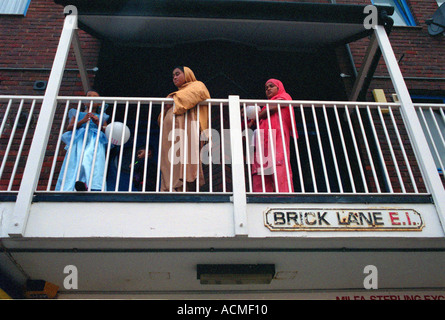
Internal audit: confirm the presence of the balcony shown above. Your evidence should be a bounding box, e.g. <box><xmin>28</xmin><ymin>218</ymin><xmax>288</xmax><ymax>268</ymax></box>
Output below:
<box><xmin>1</xmin><ymin>5</ymin><xmax>444</xmax><ymax>297</ymax></box>
<box><xmin>1</xmin><ymin>94</ymin><xmax>444</xmax><ymax>235</ymax></box>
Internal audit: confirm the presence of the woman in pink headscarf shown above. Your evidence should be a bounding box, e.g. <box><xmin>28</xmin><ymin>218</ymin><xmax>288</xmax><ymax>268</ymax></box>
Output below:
<box><xmin>251</xmin><ymin>79</ymin><xmax>297</xmax><ymax>192</ymax></box>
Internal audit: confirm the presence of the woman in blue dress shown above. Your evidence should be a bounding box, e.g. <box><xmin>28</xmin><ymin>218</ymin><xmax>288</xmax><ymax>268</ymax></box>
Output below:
<box><xmin>56</xmin><ymin>90</ymin><xmax>110</xmax><ymax>191</ymax></box>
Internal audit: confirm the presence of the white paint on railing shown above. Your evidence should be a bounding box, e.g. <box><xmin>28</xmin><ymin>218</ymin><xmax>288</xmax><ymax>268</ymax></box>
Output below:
<box><xmin>1</xmin><ymin>96</ymin><xmax>443</xmax><ymax>198</ymax></box>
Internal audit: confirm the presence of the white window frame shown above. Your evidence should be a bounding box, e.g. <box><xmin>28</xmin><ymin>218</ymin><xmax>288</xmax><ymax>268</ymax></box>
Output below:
<box><xmin>0</xmin><ymin>0</ymin><xmax>31</xmax><ymax>16</ymax></box>
<box><xmin>372</xmin><ymin>0</ymin><xmax>416</xmax><ymax>26</ymax></box>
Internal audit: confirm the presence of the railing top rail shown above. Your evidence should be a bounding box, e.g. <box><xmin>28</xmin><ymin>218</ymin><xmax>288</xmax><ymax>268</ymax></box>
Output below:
<box><xmin>57</xmin><ymin>96</ymin><xmax>175</xmax><ymax>103</ymax></box>
<box><xmin>413</xmin><ymin>103</ymin><xmax>445</xmax><ymax>109</ymax></box>
<box><xmin>239</xmin><ymin>99</ymin><xmax>402</xmax><ymax>107</ymax></box>
<box><xmin>0</xmin><ymin>95</ymin><xmax>413</xmax><ymax>108</ymax></box>
<box><xmin>0</xmin><ymin>95</ymin><xmax>45</xmax><ymax>101</ymax></box>
<box><xmin>56</xmin><ymin>96</ymin><xmax>231</xmax><ymax>104</ymax></box>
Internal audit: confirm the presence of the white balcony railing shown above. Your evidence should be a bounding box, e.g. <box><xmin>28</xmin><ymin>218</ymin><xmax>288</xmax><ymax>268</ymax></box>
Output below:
<box><xmin>1</xmin><ymin>95</ymin><xmax>444</xmax><ymax>199</ymax></box>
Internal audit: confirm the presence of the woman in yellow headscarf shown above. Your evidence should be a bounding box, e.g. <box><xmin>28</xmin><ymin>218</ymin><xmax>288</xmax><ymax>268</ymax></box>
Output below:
<box><xmin>158</xmin><ymin>66</ymin><xmax>211</xmax><ymax>191</ymax></box>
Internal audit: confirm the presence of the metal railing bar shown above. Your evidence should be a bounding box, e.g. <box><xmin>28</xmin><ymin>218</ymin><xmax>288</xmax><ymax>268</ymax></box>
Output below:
<box><xmin>8</xmin><ymin>99</ymin><xmax>37</xmax><ymax>191</ymax></box>
<box><xmin>88</xmin><ymin>100</ymin><xmax>107</xmax><ymax>191</ymax></box>
<box><xmin>312</xmin><ymin>104</ymin><xmax>330</xmax><ymax>192</ymax></box>
<box><xmin>334</xmin><ymin>105</ymin><xmax>355</xmax><ymax>193</ymax></box>
<box><xmin>156</xmin><ymin>102</ymin><xmax>165</xmax><ymax>192</ymax></box>
<box><xmin>417</xmin><ymin>107</ymin><xmax>445</xmax><ymax>178</ymax></box>
<box><xmin>220</xmin><ymin>102</ymin><xmax>227</xmax><ymax>193</ymax></box>
<box><xmin>142</xmin><ymin>101</ymin><xmax>153</xmax><ymax>192</ymax></box>
<box><xmin>377</xmin><ymin>106</ymin><xmax>405</xmax><ymax>193</ymax></box>
<box><xmin>277</xmin><ymin>103</ymin><xmax>293</xmax><ymax>193</ymax></box>
<box><xmin>47</xmin><ymin>100</ymin><xmax>70</xmax><ymax>191</ymax></box>
<box><xmin>254</xmin><ymin>102</ymin><xmax>266</xmax><ymax>193</ymax></box>
<box><xmin>355</xmin><ymin>105</ymin><xmax>381</xmax><ymax>193</ymax></box>
<box><xmin>102</xmin><ymin>101</ymin><xmax>117</xmax><ymax>191</ymax></box>
<box><xmin>265</xmin><ymin>103</ymin><xmax>279</xmax><ymax>192</ymax></box>
<box><xmin>323</xmin><ymin>105</ymin><xmax>343</xmax><ymax>193</ymax></box>
<box><xmin>0</xmin><ymin>99</ymin><xmax>25</xmax><ymax>180</ymax></box>
<box><xmin>301</xmin><ymin>104</ymin><xmax>317</xmax><ymax>192</ymax></box>
<box><xmin>129</xmin><ymin>101</ymin><xmax>141</xmax><ymax>192</ymax></box>
<box><xmin>345</xmin><ymin>105</ymin><xmax>368</xmax><ymax>193</ymax></box>
<box><xmin>366</xmin><ymin>106</ymin><xmax>393</xmax><ymax>193</ymax></box>
<box><xmin>388</xmin><ymin>106</ymin><xmax>419</xmax><ymax>193</ymax></box>
<box><xmin>242</xmin><ymin>102</ymin><xmax>253</xmax><ymax>193</ymax></box>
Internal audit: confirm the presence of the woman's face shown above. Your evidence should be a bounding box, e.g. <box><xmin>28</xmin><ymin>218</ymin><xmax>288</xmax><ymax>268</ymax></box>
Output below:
<box><xmin>86</xmin><ymin>90</ymin><xmax>101</xmax><ymax>110</ymax></box>
<box><xmin>172</xmin><ymin>68</ymin><xmax>186</xmax><ymax>88</ymax></box>
<box><xmin>265</xmin><ymin>82</ymin><xmax>279</xmax><ymax>99</ymax></box>
<box><xmin>137</xmin><ymin>149</ymin><xmax>146</xmax><ymax>159</ymax></box>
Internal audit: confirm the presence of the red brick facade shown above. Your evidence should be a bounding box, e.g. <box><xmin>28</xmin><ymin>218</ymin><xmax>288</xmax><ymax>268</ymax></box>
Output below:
<box><xmin>338</xmin><ymin>0</ymin><xmax>445</xmax><ymax>100</ymax></box>
<box><xmin>0</xmin><ymin>0</ymin><xmax>99</xmax><ymax>96</ymax></box>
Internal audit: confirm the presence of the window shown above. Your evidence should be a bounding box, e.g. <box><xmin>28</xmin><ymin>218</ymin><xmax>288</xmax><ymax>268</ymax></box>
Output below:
<box><xmin>372</xmin><ymin>0</ymin><xmax>416</xmax><ymax>26</ymax></box>
<box><xmin>0</xmin><ymin>0</ymin><xmax>31</xmax><ymax>16</ymax></box>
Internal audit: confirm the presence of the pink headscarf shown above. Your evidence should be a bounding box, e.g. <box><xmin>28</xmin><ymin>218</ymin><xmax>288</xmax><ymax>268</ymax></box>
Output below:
<box><xmin>264</xmin><ymin>78</ymin><xmax>297</xmax><ymax>139</ymax></box>
<box><xmin>266</xmin><ymin>79</ymin><xmax>292</xmax><ymax>101</ymax></box>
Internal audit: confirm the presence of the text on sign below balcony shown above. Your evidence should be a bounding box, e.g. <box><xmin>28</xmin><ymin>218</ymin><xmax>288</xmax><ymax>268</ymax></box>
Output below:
<box><xmin>264</xmin><ymin>209</ymin><xmax>424</xmax><ymax>231</ymax></box>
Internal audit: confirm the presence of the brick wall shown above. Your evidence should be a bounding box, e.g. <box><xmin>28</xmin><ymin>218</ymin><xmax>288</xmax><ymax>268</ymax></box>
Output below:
<box><xmin>0</xmin><ymin>0</ymin><xmax>100</xmax><ymax>96</ymax></box>
<box><xmin>338</xmin><ymin>0</ymin><xmax>445</xmax><ymax>100</ymax></box>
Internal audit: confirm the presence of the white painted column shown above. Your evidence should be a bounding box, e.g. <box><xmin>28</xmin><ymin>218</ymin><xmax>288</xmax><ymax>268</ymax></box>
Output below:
<box><xmin>228</xmin><ymin>95</ymin><xmax>248</xmax><ymax>236</ymax></box>
<box><xmin>349</xmin><ymin>33</ymin><xmax>379</xmax><ymax>101</ymax></box>
<box><xmin>72</xmin><ymin>31</ymin><xmax>91</xmax><ymax>93</ymax></box>
<box><xmin>8</xmin><ymin>14</ymin><xmax>78</xmax><ymax>237</ymax></box>
<box><xmin>374</xmin><ymin>25</ymin><xmax>445</xmax><ymax>231</ymax></box>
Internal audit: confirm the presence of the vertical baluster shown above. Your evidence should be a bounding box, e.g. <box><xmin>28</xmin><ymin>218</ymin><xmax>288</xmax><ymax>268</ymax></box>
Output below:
<box><xmin>129</xmin><ymin>101</ymin><xmax>141</xmax><ymax>191</ymax></box>
<box><xmin>312</xmin><ymin>104</ymin><xmax>330</xmax><ymax>192</ymax></box>
<box><xmin>220</xmin><ymin>102</ymin><xmax>227</xmax><ymax>193</ymax></box>
<box><xmin>333</xmin><ymin>105</ymin><xmax>356</xmax><ymax>193</ymax></box>
<box><xmin>143</xmin><ymin>101</ymin><xmax>153</xmax><ymax>192</ymax></box>
<box><xmin>47</xmin><ymin>100</ymin><xmax>70</xmax><ymax>190</ymax></box>
<box><xmin>377</xmin><ymin>106</ymin><xmax>403</xmax><ymax>193</ymax></box>
<box><xmin>366</xmin><ymin>105</ymin><xmax>392</xmax><ymax>193</ymax></box>
<box><xmin>8</xmin><ymin>100</ymin><xmax>37</xmax><ymax>191</ymax></box>
<box><xmin>115</xmin><ymin>101</ymin><xmax>129</xmax><ymax>191</ymax></box>
<box><xmin>345</xmin><ymin>105</ymin><xmax>368</xmax><ymax>193</ymax></box>
<box><xmin>102</xmin><ymin>101</ymin><xmax>117</xmax><ymax>191</ymax></box>
<box><xmin>323</xmin><ymin>104</ymin><xmax>343</xmax><ymax>193</ymax></box>
<box><xmin>389</xmin><ymin>106</ymin><xmax>419</xmax><ymax>193</ymax></box>
<box><xmin>355</xmin><ymin>105</ymin><xmax>381</xmax><ymax>193</ymax></box>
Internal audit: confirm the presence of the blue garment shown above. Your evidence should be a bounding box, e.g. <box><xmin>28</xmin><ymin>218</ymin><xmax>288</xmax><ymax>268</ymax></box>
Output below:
<box><xmin>56</xmin><ymin>108</ymin><xmax>110</xmax><ymax>191</ymax></box>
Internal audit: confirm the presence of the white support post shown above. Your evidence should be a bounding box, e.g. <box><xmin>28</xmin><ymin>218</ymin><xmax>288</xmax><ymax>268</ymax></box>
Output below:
<box><xmin>7</xmin><ymin>14</ymin><xmax>78</xmax><ymax>237</ymax></box>
<box><xmin>374</xmin><ymin>25</ymin><xmax>445</xmax><ymax>231</ymax></box>
<box><xmin>349</xmin><ymin>33</ymin><xmax>379</xmax><ymax>101</ymax></box>
<box><xmin>228</xmin><ymin>95</ymin><xmax>248</xmax><ymax>236</ymax></box>
<box><xmin>72</xmin><ymin>30</ymin><xmax>91</xmax><ymax>93</ymax></box>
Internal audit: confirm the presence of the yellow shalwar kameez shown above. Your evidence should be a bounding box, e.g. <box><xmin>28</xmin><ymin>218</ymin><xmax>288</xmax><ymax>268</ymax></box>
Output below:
<box><xmin>158</xmin><ymin>67</ymin><xmax>211</xmax><ymax>191</ymax></box>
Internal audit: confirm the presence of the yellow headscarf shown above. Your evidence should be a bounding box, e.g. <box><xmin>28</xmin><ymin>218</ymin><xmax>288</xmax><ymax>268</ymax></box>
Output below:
<box><xmin>169</xmin><ymin>66</ymin><xmax>211</xmax><ymax>132</ymax></box>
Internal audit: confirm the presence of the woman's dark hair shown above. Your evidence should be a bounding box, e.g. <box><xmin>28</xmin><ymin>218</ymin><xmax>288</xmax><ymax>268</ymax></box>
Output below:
<box><xmin>86</xmin><ymin>89</ymin><xmax>100</xmax><ymax>95</ymax></box>
<box><xmin>172</xmin><ymin>66</ymin><xmax>184</xmax><ymax>72</ymax></box>
<box><xmin>83</xmin><ymin>89</ymin><xmax>105</xmax><ymax>112</ymax></box>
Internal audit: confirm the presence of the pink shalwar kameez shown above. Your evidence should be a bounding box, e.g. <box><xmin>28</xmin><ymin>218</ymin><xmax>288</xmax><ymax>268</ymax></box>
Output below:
<box><xmin>251</xmin><ymin>79</ymin><xmax>297</xmax><ymax>192</ymax></box>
